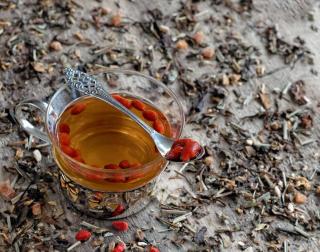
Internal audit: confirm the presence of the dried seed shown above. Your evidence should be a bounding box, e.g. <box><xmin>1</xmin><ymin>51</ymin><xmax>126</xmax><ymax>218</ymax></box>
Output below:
<box><xmin>111</xmin><ymin>13</ymin><xmax>122</xmax><ymax>27</ymax></box>
<box><xmin>293</xmin><ymin>192</ymin><xmax>307</xmax><ymax>204</ymax></box>
<box><xmin>176</xmin><ymin>40</ymin><xmax>188</xmax><ymax>50</ymax></box>
<box><xmin>193</xmin><ymin>31</ymin><xmax>204</xmax><ymax>45</ymax></box>
<box><xmin>201</xmin><ymin>47</ymin><xmax>215</xmax><ymax>59</ymax></box>
<box><xmin>49</xmin><ymin>41</ymin><xmax>63</xmax><ymax>51</ymax></box>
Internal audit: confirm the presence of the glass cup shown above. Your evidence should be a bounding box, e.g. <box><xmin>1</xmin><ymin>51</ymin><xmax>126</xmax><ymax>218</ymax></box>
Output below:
<box><xmin>15</xmin><ymin>68</ymin><xmax>185</xmax><ymax>219</ymax></box>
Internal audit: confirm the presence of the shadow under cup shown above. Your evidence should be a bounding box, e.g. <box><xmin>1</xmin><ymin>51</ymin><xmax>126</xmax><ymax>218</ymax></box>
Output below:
<box><xmin>15</xmin><ymin>69</ymin><xmax>185</xmax><ymax>219</ymax></box>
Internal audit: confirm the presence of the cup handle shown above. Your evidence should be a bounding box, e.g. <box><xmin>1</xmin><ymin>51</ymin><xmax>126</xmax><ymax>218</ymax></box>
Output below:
<box><xmin>15</xmin><ymin>99</ymin><xmax>50</xmax><ymax>143</ymax></box>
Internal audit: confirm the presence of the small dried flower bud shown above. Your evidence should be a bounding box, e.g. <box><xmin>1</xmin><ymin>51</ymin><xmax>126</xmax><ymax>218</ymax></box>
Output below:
<box><xmin>111</xmin><ymin>13</ymin><xmax>122</xmax><ymax>27</ymax></box>
<box><xmin>193</xmin><ymin>31</ymin><xmax>204</xmax><ymax>45</ymax></box>
<box><xmin>293</xmin><ymin>192</ymin><xmax>307</xmax><ymax>204</ymax></box>
<box><xmin>49</xmin><ymin>41</ymin><xmax>63</xmax><ymax>51</ymax></box>
<box><xmin>201</xmin><ymin>47</ymin><xmax>215</xmax><ymax>59</ymax></box>
<box><xmin>176</xmin><ymin>40</ymin><xmax>188</xmax><ymax>50</ymax></box>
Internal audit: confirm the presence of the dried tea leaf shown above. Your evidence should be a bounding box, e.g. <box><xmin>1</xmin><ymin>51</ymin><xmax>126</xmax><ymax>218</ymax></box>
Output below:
<box><xmin>194</xmin><ymin>226</ymin><xmax>207</xmax><ymax>245</ymax></box>
<box><xmin>259</xmin><ymin>92</ymin><xmax>271</xmax><ymax>110</ymax></box>
<box><xmin>289</xmin><ymin>80</ymin><xmax>308</xmax><ymax>105</ymax></box>
<box><xmin>33</xmin><ymin>62</ymin><xmax>46</xmax><ymax>73</ymax></box>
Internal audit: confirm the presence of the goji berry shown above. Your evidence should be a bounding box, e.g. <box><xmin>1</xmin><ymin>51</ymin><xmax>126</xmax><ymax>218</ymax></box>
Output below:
<box><xmin>129</xmin><ymin>162</ymin><xmax>142</xmax><ymax>169</ymax></box>
<box><xmin>74</xmin><ymin>155</ymin><xmax>85</xmax><ymax>163</ymax></box>
<box><xmin>110</xmin><ymin>173</ymin><xmax>126</xmax><ymax>183</ymax></box>
<box><xmin>166</xmin><ymin>145</ymin><xmax>183</xmax><ymax>161</ymax></box>
<box><xmin>112</xmin><ymin>221</ymin><xmax>129</xmax><ymax>232</ymax></box>
<box><xmin>58</xmin><ymin>123</ymin><xmax>70</xmax><ymax>134</ymax></box>
<box><xmin>153</xmin><ymin>120</ymin><xmax>165</xmax><ymax>134</ymax></box>
<box><xmin>84</xmin><ymin>172</ymin><xmax>106</xmax><ymax>181</ymax></box>
<box><xmin>59</xmin><ymin>132</ymin><xmax>70</xmax><ymax>145</ymax></box>
<box><xmin>70</xmin><ymin>103</ymin><xmax>86</xmax><ymax>115</ymax></box>
<box><xmin>180</xmin><ymin>140</ymin><xmax>201</xmax><ymax>162</ymax></box>
<box><xmin>132</xmin><ymin>99</ymin><xmax>146</xmax><ymax>111</ymax></box>
<box><xmin>112</xmin><ymin>242</ymin><xmax>126</xmax><ymax>252</ymax></box>
<box><xmin>75</xmin><ymin>229</ymin><xmax>91</xmax><ymax>241</ymax></box>
<box><xmin>126</xmin><ymin>172</ymin><xmax>144</xmax><ymax>182</ymax></box>
<box><xmin>150</xmin><ymin>246</ymin><xmax>160</xmax><ymax>252</ymax></box>
<box><xmin>61</xmin><ymin>145</ymin><xmax>78</xmax><ymax>158</ymax></box>
<box><xmin>143</xmin><ymin>110</ymin><xmax>158</xmax><ymax>121</ymax></box>
<box><xmin>111</xmin><ymin>204</ymin><xmax>125</xmax><ymax>216</ymax></box>
<box><xmin>104</xmin><ymin>164</ymin><xmax>119</xmax><ymax>169</ymax></box>
<box><xmin>112</xmin><ymin>94</ymin><xmax>132</xmax><ymax>109</ymax></box>
<box><xmin>119</xmin><ymin>160</ymin><xmax>130</xmax><ymax>169</ymax></box>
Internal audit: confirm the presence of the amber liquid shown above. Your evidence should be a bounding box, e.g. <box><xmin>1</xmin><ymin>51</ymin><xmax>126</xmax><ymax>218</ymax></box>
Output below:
<box><xmin>54</xmin><ymin>95</ymin><xmax>171</xmax><ymax>192</ymax></box>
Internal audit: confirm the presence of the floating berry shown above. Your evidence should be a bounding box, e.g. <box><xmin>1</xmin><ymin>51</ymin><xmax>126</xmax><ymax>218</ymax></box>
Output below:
<box><xmin>112</xmin><ymin>242</ymin><xmax>126</xmax><ymax>252</ymax></box>
<box><xmin>84</xmin><ymin>172</ymin><xmax>105</xmax><ymax>181</ymax></box>
<box><xmin>61</xmin><ymin>145</ymin><xmax>78</xmax><ymax>158</ymax></box>
<box><xmin>74</xmin><ymin>155</ymin><xmax>85</xmax><ymax>163</ymax></box>
<box><xmin>58</xmin><ymin>123</ymin><xmax>70</xmax><ymax>134</ymax></box>
<box><xmin>127</xmin><ymin>172</ymin><xmax>144</xmax><ymax>182</ymax></box>
<box><xmin>166</xmin><ymin>138</ymin><xmax>201</xmax><ymax>161</ymax></box>
<box><xmin>112</xmin><ymin>221</ymin><xmax>129</xmax><ymax>232</ymax></box>
<box><xmin>111</xmin><ymin>204</ymin><xmax>125</xmax><ymax>216</ymax></box>
<box><xmin>143</xmin><ymin>110</ymin><xmax>158</xmax><ymax>121</ymax></box>
<box><xmin>132</xmin><ymin>100</ymin><xmax>146</xmax><ymax>111</ymax></box>
<box><xmin>112</xmin><ymin>94</ymin><xmax>132</xmax><ymax>109</ymax></box>
<box><xmin>150</xmin><ymin>246</ymin><xmax>160</xmax><ymax>252</ymax></box>
<box><xmin>119</xmin><ymin>160</ymin><xmax>130</xmax><ymax>169</ymax></box>
<box><xmin>110</xmin><ymin>174</ymin><xmax>126</xmax><ymax>183</ymax></box>
<box><xmin>153</xmin><ymin>120</ymin><xmax>165</xmax><ymax>134</ymax></box>
<box><xmin>70</xmin><ymin>103</ymin><xmax>86</xmax><ymax>115</ymax></box>
<box><xmin>104</xmin><ymin>164</ymin><xmax>119</xmax><ymax>169</ymax></box>
<box><xmin>75</xmin><ymin>229</ymin><xmax>91</xmax><ymax>242</ymax></box>
<box><xmin>59</xmin><ymin>132</ymin><xmax>70</xmax><ymax>145</ymax></box>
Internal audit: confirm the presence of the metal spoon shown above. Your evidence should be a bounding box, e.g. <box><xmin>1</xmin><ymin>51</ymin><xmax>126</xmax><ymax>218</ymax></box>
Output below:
<box><xmin>64</xmin><ymin>68</ymin><xmax>204</xmax><ymax>163</ymax></box>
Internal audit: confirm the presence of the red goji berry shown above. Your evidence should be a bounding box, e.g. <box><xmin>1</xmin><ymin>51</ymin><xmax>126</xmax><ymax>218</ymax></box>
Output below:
<box><xmin>180</xmin><ymin>140</ymin><xmax>201</xmax><ymax>162</ymax></box>
<box><xmin>153</xmin><ymin>120</ymin><xmax>165</xmax><ymax>134</ymax></box>
<box><xmin>132</xmin><ymin>99</ymin><xmax>146</xmax><ymax>111</ymax></box>
<box><xmin>112</xmin><ymin>221</ymin><xmax>129</xmax><ymax>232</ymax></box>
<box><xmin>59</xmin><ymin>132</ymin><xmax>70</xmax><ymax>145</ymax></box>
<box><xmin>61</xmin><ymin>145</ymin><xmax>78</xmax><ymax>158</ymax></box>
<box><xmin>84</xmin><ymin>172</ymin><xmax>106</xmax><ymax>181</ymax></box>
<box><xmin>112</xmin><ymin>94</ymin><xmax>132</xmax><ymax>109</ymax></box>
<box><xmin>112</xmin><ymin>242</ymin><xmax>126</xmax><ymax>252</ymax></box>
<box><xmin>143</xmin><ymin>110</ymin><xmax>158</xmax><ymax>121</ymax></box>
<box><xmin>110</xmin><ymin>173</ymin><xmax>126</xmax><ymax>183</ymax></box>
<box><xmin>126</xmin><ymin>172</ymin><xmax>144</xmax><ymax>182</ymax></box>
<box><xmin>74</xmin><ymin>155</ymin><xmax>85</xmax><ymax>163</ymax></box>
<box><xmin>166</xmin><ymin>145</ymin><xmax>183</xmax><ymax>161</ymax></box>
<box><xmin>111</xmin><ymin>204</ymin><xmax>125</xmax><ymax>216</ymax></box>
<box><xmin>104</xmin><ymin>164</ymin><xmax>119</xmax><ymax>169</ymax></box>
<box><xmin>75</xmin><ymin>229</ymin><xmax>91</xmax><ymax>241</ymax></box>
<box><xmin>119</xmin><ymin>160</ymin><xmax>130</xmax><ymax>169</ymax></box>
<box><xmin>58</xmin><ymin>123</ymin><xmax>70</xmax><ymax>134</ymax></box>
<box><xmin>70</xmin><ymin>103</ymin><xmax>86</xmax><ymax>115</ymax></box>
<box><xmin>150</xmin><ymin>246</ymin><xmax>160</xmax><ymax>252</ymax></box>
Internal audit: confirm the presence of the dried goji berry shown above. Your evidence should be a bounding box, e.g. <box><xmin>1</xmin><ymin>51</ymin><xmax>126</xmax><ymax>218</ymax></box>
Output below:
<box><xmin>74</xmin><ymin>155</ymin><xmax>85</xmax><ymax>163</ymax></box>
<box><xmin>143</xmin><ymin>110</ymin><xmax>158</xmax><ymax>121</ymax></box>
<box><xmin>153</xmin><ymin>120</ymin><xmax>165</xmax><ymax>134</ymax></box>
<box><xmin>104</xmin><ymin>164</ymin><xmax>119</xmax><ymax>169</ymax></box>
<box><xmin>126</xmin><ymin>172</ymin><xmax>144</xmax><ymax>182</ymax></box>
<box><xmin>112</xmin><ymin>242</ymin><xmax>126</xmax><ymax>252</ymax></box>
<box><xmin>132</xmin><ymin>99</ymin><xmax>146</xmax><ymax>111</ymax></box>
<box><xmin>150</xmin><ymin>246</ymin><xmax>160</xmax><ymax>252</ymax></box>
<box><xmin>119</xmin><ymin>160</ymin><xmax>130</xmax><ymax>169</ymax></box>
<box><xmin>58</xmin><ymin>123</ymin><xmax>70</xmax><ymax>134</ymax></box>
<box><xmin>112</xmin><ymin>94</ymin><xmax>132</xmax><ymax>109</ymax></box>
<box><xmin>180</xmin><ymin>141</ymin><xmax>201</xmax><ymax>162</ymax></box>
<box><xmin>112</xmin><ymin>221</ymin><xmax>129</xmax><ymax>232</ymax></box>
<box><xmin>75</xmin><ymin>229</ymin><xmax>91</xmax><ymax>241</ymax></box>
<box><xmin>59</xmin><ymin>132</ymin><xmax>70</xmax><ymax>145</ymax></box>
<box><xmin>166</xmin><ymin>145</ymin><xmax>183</xmax><ymax>161</ymax></box>
<box><xmin>110</xmin><ymin>173</ymin><xmax>126</xmax><ymax>183</ymax></box>
<box><xmin>111</xmin><ymin>204</ymin><xmax>125</xmax><ymax>216</ymax></box>
<box><xmin>61</xmin><ymin>145</ymin><xmax>78</xmax><ymax>158</ymax></box>
<box><xmin>129</xmin><ymin>162</ymin><xmax>142</xmax><ymax>169</ymax></box>
<box><xmin>70</xmin><ymin>103</ymin><xmax>86</xmax><ymax>115</ymax></box>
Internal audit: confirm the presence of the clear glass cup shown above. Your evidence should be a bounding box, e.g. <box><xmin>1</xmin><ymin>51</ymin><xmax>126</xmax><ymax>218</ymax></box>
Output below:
<box><xmin>15</xmin><ymin>68</ymin><xmax>185</xmax><ymax>219</ymax></box>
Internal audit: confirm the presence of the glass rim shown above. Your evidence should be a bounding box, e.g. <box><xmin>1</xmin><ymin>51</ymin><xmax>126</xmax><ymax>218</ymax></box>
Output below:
<box><xmin>45</xmin><ymin>68</ymin><xmax>185</xmax><ymax>174</ymax></box>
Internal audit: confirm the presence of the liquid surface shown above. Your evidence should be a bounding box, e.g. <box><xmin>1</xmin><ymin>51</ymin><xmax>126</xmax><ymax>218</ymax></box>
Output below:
<box><xmin>54</xmin><ymin>95</ymin><xmax>171</xmax><ymax>191</ymax></box>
